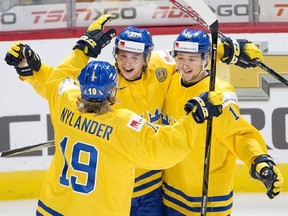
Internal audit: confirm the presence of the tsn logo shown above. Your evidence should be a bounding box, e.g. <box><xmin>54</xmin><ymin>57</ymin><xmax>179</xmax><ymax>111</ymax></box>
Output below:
<box><xmin>275</xmin><ymin>4</ymin><xmax>288</xmax><ymax>16</ymax></box>
<box><xmin>31</xmin><ymin>9</ymin><xmax>93</xmax><ymax>23</ymax></box>
<box><xmin>30</xmin><ymin>7</ymin><xmax>136</xmax><ymax>24</ymax></box>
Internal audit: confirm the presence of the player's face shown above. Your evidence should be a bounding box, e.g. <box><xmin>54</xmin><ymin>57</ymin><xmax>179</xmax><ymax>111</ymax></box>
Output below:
<box><xmin>116</xmin><ymin>50</ymin><xmax>146</xmax><ymax>81</ymax></box>
<box><xmin>175</xmin><ymin>52</ymin><xmax>207</xmax><ymax>83</ymax></box>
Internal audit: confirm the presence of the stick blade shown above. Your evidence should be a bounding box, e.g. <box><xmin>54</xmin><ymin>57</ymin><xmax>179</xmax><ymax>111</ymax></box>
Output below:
<box><xmin>179</xmin><ymin>0</ymin><xmax>217</xmax><ymax>27</ymax></box>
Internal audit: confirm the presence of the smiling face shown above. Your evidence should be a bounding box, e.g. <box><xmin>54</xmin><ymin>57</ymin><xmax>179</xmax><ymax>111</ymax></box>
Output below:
<box><xmin>116</xmin><ymin>50</ymin><xmax>146</xmax><ymax>81</ymax></box>
<box><xmin>175</xmin><ymin>52</ymin><xmax>209</xmax><ymax>83</ymax></box>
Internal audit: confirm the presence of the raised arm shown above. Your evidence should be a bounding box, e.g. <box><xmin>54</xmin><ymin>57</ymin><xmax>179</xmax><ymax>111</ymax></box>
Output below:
<box><xmin>4</xmin><ymin>42</ymin><xmax>53</xmax><ymax>98</ymax></box>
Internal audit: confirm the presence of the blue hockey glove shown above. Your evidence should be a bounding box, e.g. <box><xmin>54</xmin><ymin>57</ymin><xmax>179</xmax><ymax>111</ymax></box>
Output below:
<box><xmin>250</xmin><ymin>154</ymin><xmax>284</xmax><ymax>199</ymax></box>
<box><xmin>184</xmin><ymin>91</ymin><xmax>223</xmax><ymax>123</ymax></box>
<box><xmin>220</xmin><ymin>37</ymin><xmax>263</xmax><ymax>68</ymax></box>
<box><xmin>73</xmin><ymin>14</ymin><xmax>116</xmax><ymax>58</ymax></box>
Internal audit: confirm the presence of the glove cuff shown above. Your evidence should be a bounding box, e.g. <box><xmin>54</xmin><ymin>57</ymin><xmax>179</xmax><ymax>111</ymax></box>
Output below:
<box><xmin>16</xmin><ymin>66</ymin><xmax>33</xmax><ymax>76</ymax></box>
<box><xmin>221</xmin><ymin>38</ymin><xmax>240</xmax><ymax>65</ymax></box>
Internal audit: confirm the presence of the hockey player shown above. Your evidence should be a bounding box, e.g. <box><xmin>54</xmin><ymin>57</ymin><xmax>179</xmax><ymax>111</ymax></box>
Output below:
<box><xmin>112</xmin><ymin>26</ymin><xmax>176</xmax><ymax>216</ymax></box>
<box><xmin>6</xmin><ymin>25</ymin><xmax>176</xmax><ymax>216</ymax></box>
<box><xmin>5</xmin><ymin>16</ymin><xmax>267</xmax><ymax>216</ymax></box>
<box><xmin>7</xmin><ymin>25</ymin><xmax>225</xmax><ymax>214</ymax></box>
<box><xmin>161</xmin><ymin>29</ymin><xmax>284</xmax><ymax>216</ymax></box>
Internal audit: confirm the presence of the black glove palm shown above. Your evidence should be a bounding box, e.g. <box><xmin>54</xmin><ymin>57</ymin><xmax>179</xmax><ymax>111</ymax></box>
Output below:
<box><xmin>24</xmin><ymin>45</ymin><xmax>41</xmax><ymax>71</ymax></box>
<box><xmin>184</xmin><ymin>91</ymin><xmax>223</xmax><ymax>123</ymax></box>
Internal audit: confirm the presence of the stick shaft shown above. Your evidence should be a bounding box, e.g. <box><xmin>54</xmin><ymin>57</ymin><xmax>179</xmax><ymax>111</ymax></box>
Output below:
<box><xmin>0</xmin><ymin>140</ymin><xmax>55</xmax><ymax>157</ymax></box>
<box><xmin>201</xmin><ymin>20</ymin><xmax>219</xmax><ymax>216</ymax></box>
<box><xmin>170</xmin><ymin>1</ymin><xmax>219</xmax><ymax>215</ymax></box>
<box><xmin>253</xmin><ymin>59</ymin><xmax>288</xmax><ymax>86</ymax></box>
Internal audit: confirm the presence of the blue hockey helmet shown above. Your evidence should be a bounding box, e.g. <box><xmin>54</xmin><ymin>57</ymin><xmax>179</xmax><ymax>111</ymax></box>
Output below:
<box><xmin>114</xmin><ymin>26</ymin><xmax>154</xmax><ymax>54</ymax></box>
<box><xmin>172</xmin><ymin>29</ymin><xmax>211</xmax><ymax>57</ymax></box>
<box><xmin>78</xmin><ymin>61</ymin><xmax>118</xmax><ymax>102</ymax></box>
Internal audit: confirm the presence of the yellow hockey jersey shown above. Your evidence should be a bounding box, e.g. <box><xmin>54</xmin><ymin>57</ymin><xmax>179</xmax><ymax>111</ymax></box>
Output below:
<box><xmin>20</xmin><ymin>63</ymin><xmax>54</xmax><ymax>98</ymax></box>
<box><xmin>23</xmin><ymin>49</ymin><xmax>176</xmax><ymax>198</ymax></box>
<box><xmin>36</xmin><ymin>49</ymin><xmax>199</xmax><ymax>215</ymax></box>
<box><xmin>113</xmin><ymin>50</ymin><xmax>176</xmax><ymax>197</ymax></box>
<box><xmin>161</xmin><ymin>72</ymin><xmax>268</xmax><ymax>216</ymax></box>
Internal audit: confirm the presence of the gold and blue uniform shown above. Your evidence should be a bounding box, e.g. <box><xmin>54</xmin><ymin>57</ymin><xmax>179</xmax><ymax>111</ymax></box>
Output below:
<box><xmin>114</xmin><ymin>50</ymin><xmax>176</xmax><ymax>199</ymax></box>
<box><xmin>35</xmin><ymin>49</ymin><xmax>200</xmax><ymax>215</ymax></box>
<box><xmin>24</xmin><ymin>50</ymin><xmax>176</xmax><ymax>202</ymax></box>
<box><xmin>161</xmin><ymin>72</ymin><xmax>268</xmax><ymax>216</ymax></box>
<box><xmin>20</xmin><ymin>63</ymin><xmax>54</xmax><ymax>98</ymax></box>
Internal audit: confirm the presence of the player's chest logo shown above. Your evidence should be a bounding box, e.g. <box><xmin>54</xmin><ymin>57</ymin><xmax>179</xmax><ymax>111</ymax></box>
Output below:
<box><xmin>148</xmin><ymin>108</ymin><xmax>162</xmax><ymax>123</ymax></box>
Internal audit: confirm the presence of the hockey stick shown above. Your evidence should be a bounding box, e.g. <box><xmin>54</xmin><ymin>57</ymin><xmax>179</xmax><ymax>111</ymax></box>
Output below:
<box><xmin>170</xmin><ymin>0</ymin><xmax>288</xmax><ymax>87</ymax></box>
<box><xmin>169</xmin><ymin>0</ymin><xmax>218</xmax><ymax>215</ymax></box>
<box><xmin>0</xmin><ymin>140</ymin><xmax>55</xmax><ymax>157</ymax></box>
<box><xmin>253</xmin><ymin>58</ymin><xmax>288</xmax><ymax>86</ymax></box>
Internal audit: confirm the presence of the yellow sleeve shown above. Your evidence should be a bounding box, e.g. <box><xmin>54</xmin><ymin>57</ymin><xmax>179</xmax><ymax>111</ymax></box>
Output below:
<box><xmin>214</xmin><ymin>91</ymin><xmax>268</xmax><ymax>168</ymax></box>
<box><xmin>129</xmin><ymin>115</ymin><xmax>197</xmax><ymax>170</ymax></box>
<box><xmin>20</xmin><ymin>49</ymin><xmax>89</xmax><ymax>101</ymax></box>
<box><xmin>46</xmin><ymin>49</ymin><xmax>89</xmax><ymax>103</ymax></box>
<box><xmin>19</xmin><ymin>63</ymin><xmax>54</xmax><ymax>99</ymax></box>
<box><xmin>52</xmin><ymin>49</ymin><xmax>89</xmax><ymax>80</ymax></box>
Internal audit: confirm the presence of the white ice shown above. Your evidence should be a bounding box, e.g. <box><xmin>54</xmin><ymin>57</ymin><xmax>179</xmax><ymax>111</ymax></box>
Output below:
<box><xmin>0</xmin><ymin>193</ymin><xmax>287</xmax><ymax>215</ymax></box>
